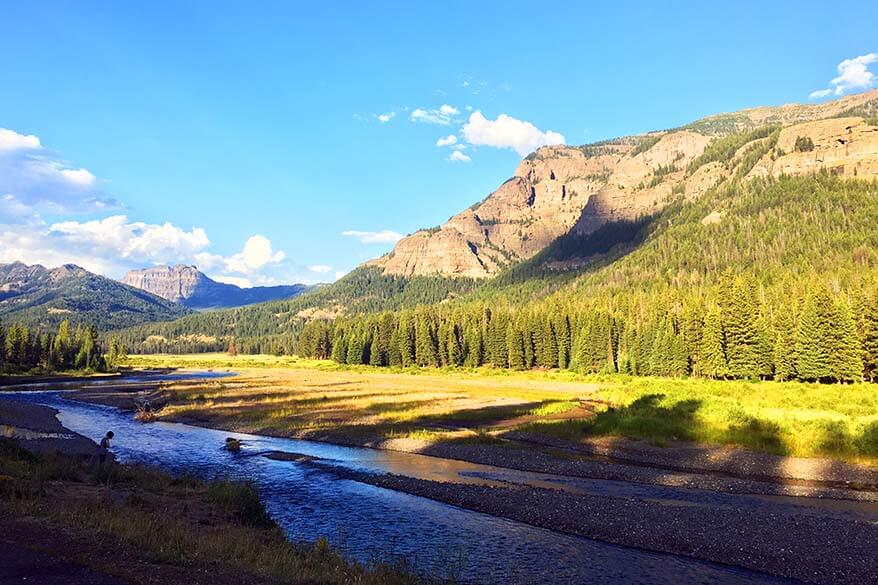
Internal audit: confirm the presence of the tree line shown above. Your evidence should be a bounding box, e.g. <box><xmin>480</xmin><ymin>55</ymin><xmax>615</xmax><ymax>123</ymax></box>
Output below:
<box><xmin>297</xmin><ymin>270</ymin><xmax>878</xmax><ymax>383</ymax></box>
<box><xmin>0</xmin><ymin>319</ymin><xmax>127</xmax><ymax>374</ymax></box>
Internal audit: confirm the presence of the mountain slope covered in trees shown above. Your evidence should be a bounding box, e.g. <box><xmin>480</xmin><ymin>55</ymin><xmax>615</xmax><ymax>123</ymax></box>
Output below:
<box><xmin>300</xmin><ymin>174</ymin><xmax>878</xmax><ymax>383</ymax></box>
<box><xmin>0</xmin><ymin>262</ymin><xmax>191</xmax><ymax>331</ymax></box>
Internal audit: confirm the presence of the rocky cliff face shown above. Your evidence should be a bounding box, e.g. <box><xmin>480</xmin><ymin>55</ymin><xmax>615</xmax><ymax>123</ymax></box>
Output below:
<box><xmin>370</xmin><ymin>90</ymin><xmax>878</xmax><ymax>278</ymax></box>
<box><xmin>122</xmin><ymin>265</ymin><xmax>207</xmax><ymax>304</ymax></box>
<box><xmin>122</xmin><ymin>265</ymin><xmax>311</xmax><ymax>310</ymax></box>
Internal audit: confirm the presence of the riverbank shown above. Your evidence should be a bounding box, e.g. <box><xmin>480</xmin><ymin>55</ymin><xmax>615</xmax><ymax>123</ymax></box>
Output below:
<box><xmin>0</xmin><ymin>400</ymin><xmax>419</xmax><ymax>585</ymax></box>
<box><xmin>61</xmin><ymin>365</ymin><xmax>878</xmax><ymax>584</ymax></box>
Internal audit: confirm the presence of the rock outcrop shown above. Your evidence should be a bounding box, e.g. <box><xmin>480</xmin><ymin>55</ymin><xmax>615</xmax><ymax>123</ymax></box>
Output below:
<box><xmin>122</xmin><ymin>265</ymin><xmax>311</xmax><ymax>310</ymax></box>
<box><xmin>370</xmin><ymin>90</ymin><xmax>878</xmax><ymax>279</ymax></box>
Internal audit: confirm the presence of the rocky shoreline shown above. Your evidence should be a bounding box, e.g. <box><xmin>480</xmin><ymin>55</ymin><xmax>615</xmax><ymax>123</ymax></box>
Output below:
<box><xmin>311</xmin><ymin>462</ymin><xmax>876</xmax><ymax>585</ymax></box>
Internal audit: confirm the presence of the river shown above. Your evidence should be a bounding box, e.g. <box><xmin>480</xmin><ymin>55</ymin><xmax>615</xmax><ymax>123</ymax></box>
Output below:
<box><xmin>0</xmin><ymin>373</ymin><xmax>795</xmax><ymax>584</ymax></box>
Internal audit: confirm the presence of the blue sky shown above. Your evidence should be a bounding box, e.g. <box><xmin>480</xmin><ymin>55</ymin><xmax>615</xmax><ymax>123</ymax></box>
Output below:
<box><xmin>1</xmin><ymin>1</ymin><xmax>876</xmax><ymax>285</ymax></box>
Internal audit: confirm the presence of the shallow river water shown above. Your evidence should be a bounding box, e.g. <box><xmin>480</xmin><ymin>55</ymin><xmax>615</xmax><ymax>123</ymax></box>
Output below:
<box><xmin>1</xmin><ymin>374</ymin><xmax>797</xmax><ymax>584</ymax></box>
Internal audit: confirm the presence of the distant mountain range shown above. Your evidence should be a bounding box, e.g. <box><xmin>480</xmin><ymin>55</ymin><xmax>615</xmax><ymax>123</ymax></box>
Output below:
<box><xmin>0</xmin><ymin>262</ymin><xmax>191</xmax><ymax>331</ymax></box>
<box><xmin>121</xmin><ymin>265</ymin><xmax>312</xmax><ymax>310</ymax></box>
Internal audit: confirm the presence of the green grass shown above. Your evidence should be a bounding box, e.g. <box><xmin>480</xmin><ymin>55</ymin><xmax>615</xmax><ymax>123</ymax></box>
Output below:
<box><xmin>0</xmin><ymin>440</ymin><xmax>420</xmax><ymax>584</ymax></box>
<box><xmin>130</xmin><ymin>354</ymin><xmax>878</xmax><ymax>463</ymax></box>
<box><xmin>526</xmin><ymin>376</ymin><xmax>878</xmax><ymax>462</ymax></box>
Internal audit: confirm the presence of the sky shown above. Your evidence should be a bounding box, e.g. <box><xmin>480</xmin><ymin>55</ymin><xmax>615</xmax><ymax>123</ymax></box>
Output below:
<box><xmin>1</xmin><ymin>1</ymin><xmax>877</xmax><ymax>287</ymax></box>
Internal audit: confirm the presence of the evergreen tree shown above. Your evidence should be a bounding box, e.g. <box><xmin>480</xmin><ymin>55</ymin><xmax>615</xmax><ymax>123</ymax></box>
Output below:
<box><xmin>699</xmin><ymin>307</ymin><xmax>727</xmax><ymax>379</ymax></box>
<box><xmin>506</xmin><ymin>323</ymin><xmax>525</xmax><ymax>370</ymax></box>
<box><xmin>794</xmin><ymin>286</ymin><xmax>834</xmax><ymax>381</ymax></box>
<box><xmin>724</xmin><ymin>276</ymin><xmax>759</xmax><ymax>379</ymax></box>
<box><xmin>773</xmin><ymin>311</ymin><xmax>795</xmax><ymax>381</ymax></box>
<box><xmin>831</xmin><ymin>300</ymin><xmax>863</xmax><ymax>382</ymax></box>
<box><xmin>860</xmin><ymin>286</ymin><xmax>878</xmax><ymax>381</ymax></box>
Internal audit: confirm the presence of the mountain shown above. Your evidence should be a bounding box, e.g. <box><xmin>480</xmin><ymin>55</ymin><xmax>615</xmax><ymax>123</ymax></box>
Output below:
<box><xmin>372</xmin><ymin>89</ymin><xmax>878</xmax><ymax>278</ymax></box>
<box><xmin>0</xmin><ymin>262</ymin><xmax>191</xmax><ymax>331</ymax></box>
<box><xmin>112</xmin><ymin>90</ymin><xmax>878</xmax><ymax>354</ymax></box>
<box><xmin>121</xmin><ymin>265</ymin><xmax>312</xmax><ymax>310</ymax></box>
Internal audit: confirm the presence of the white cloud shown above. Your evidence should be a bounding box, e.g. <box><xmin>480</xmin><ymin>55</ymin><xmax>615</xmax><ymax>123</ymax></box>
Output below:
<box><xmin>221</xmin><ymin>235</ymin><xmax>285</xmax><ymax>274</ymax></box>
<box><xmin>374</xmin><ymin>111</ymin><xmax>396</xmax><ymax>123</ymax></box>
<box><xmin>341</xmin><ymin>229</ymin><xmax>404</xmax><ymax>244</ymax></box>
<box><xmin>810</xmin><ymin>53</ymin><xmax>877</xmax><ymax>99</ymax></box>
<box><xmin>0</xmin><ymin>129</ymin><xmax>40</xmax><ymax>150</ymax></box>
<box><xmin>308</xmin><ymin>264</ymin><xmax>333</xmax><ymax>273</ymax></box>
<box><xmin>0</xmin><ymin>127</ymin><xmax>117</xmax><ymax>214</ymax></box>
<box><xmin>410</xmin><ymin>104</ymin><xmax>460</xmax><ymax>125</ymax></box>
<box><xmin>334</xmin><ymin>270</ymin><xmax>349</xmax><ymax>281</ymax></box>
<box><xmin>448</xmin><ymin>150</ymin><xmax>472</xmax><ymax>163</ymax></box>
<box><xmin>49</xmin><ymin>215</ymin><xmax>211</xmax><ymax>262</ymax></box>
<box><xmin>213</xmin><ymin>275</ymin><xmax>253</xmax><ymax>288</ymax></box>
<box><xmin>436</xmin><ymin>134</ymin><xmax>458</xmax><ymax>147</ymax></box>
<box><xmin>460</xmin><ymin>111</ymin><xmax>565</xmax><ymax>156</ymax></box>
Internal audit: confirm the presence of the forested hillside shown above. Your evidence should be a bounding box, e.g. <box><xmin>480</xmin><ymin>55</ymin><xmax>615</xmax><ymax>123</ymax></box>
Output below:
<box><xmin>114</xmin><ymin>267</ymin><xmax>480</xmax><ymax>353</ymax></box>
<box><xmin>0</xmin><ymin>263</ymin><xmax>191</xmax><ymax>331</ymax></box>
<box><xmin>298</xmin><ymin>173</ymin><xmax>878</xmax><ymax>383</ymax></box>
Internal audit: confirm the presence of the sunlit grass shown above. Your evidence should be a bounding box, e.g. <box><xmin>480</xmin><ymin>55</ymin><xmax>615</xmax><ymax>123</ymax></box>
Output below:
<box><xmin>132</xmin><ymin>354</ymin><xmax>878</xmax><ymax>463</ymax></box>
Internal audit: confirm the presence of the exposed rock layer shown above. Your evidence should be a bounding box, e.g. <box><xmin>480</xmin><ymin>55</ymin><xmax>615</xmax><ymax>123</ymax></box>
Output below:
<box><xmin>372</xmin><ymin>90</ymin><xmax>878</xmax><ymax>278</ymax></box>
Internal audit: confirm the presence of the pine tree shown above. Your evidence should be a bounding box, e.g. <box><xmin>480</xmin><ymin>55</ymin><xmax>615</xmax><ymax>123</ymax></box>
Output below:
<box><xmin>724</xmin><ymin>276</ymin><xmax>759</xmax><ymax>379</ymax></box>
<box><xmin>831</xmin><ymin>300</ymin><xmax>863</xmax><ymax>382</ymax></box>
<box><xmin>699</xmin><ymin>307</ymin><xmax>727</xmax><ymax>379</ymax></box>
<box><xmin>555</xmin><ymin>313</ymin><xmax>571</xmax><ymax>369</ymax></box>
<box><xmin>754</xmin><ymin>306</ymin><xmax>775</xmax><ymax>379</ymax></box>
<box><xmin>414</xmin><ymin>309</ymin><xmax>438</xmax><ymax>367</ymax></box>
<box><xmin>772</xmin><ymin>311</ymin><xmax>795</xmax><ymax>381</ymax></box>
<box><xmin>794</xmin><ymin>286</ymin><xmax>834</xmax><ymax>381</ymax></box>
<box><xmin>446</xmin><ymin>322</ymin><xmax>463</xmax><ymax>366</ymax></box>
<box><xmin>860</xmin><ymin>286</ymin><xmax>878</xmax><ymax>381</ymax></box>
<box><xmin>506</xmin><ymin>323</ymin><xmax>525</xmax><ymax>370</ymax></box>
<box><xmin>369</xmin><ymin>333</ymin><xmax>382</xmax><ymax>366</ymax></box>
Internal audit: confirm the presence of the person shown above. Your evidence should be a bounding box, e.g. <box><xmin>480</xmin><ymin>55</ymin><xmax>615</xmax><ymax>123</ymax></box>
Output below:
<box><xmin>98</xmin><ymin>431</ymin><xmax>114</xmax><ymax>464</ymax></box>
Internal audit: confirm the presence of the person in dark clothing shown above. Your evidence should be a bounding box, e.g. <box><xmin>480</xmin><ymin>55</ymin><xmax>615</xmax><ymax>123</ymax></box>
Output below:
<box><xmin>98</xmin><ymin>431</ymin><xmax>114</xmax><ymax>464</ymax></box>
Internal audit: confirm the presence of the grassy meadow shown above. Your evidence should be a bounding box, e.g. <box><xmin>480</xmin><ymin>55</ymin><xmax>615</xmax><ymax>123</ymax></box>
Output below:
<box><xmin>0</xmin><ymin>438</ymin><xmax>418</xmax><ymax>584</ymax></box>
<box><xmin>128</xmin><ymin>353</ymin><xmax>878</xmax><ymax>464</ymax></box>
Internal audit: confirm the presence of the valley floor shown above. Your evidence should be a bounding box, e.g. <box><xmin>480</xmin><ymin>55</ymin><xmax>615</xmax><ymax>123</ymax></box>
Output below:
<box><xmin>53</xmin><ymin>354</ymin><xmax>878</xmax><ymax>584</ymax></box>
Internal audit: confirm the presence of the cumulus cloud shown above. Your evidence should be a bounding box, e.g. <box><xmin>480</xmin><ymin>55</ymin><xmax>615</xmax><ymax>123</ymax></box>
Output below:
<box><xmin>810</xmin><ymin>53</ymin><xmax>877</xmax><ymax>99</ymax></box>
<box><xmin>460</xmin><ymin>111</ymin><xmax>565</xmax><ymax>156</ymax></box>
<box><xmin>49</xmin><ymin>215</ymin><xmax>211</xmax><ymax>263</ymax></box>
<box><xmin>436</xmin><ymin>134</ymin><xmax>458</xmax><ymax>147</ymax></box>
<box><xmin>448</xmin><ymin>150</ymin><xmax>471</xmax><ymax>163</ymax></box>
<box><xmin>308</xmin><ymin>264</ymin><xmax>333</xmax><ymax>273</ymax></box>
<box><xmin>0</xmin><ymin>128</ymin><xmax>117</xmax><ymax>215</ymax></box>
<box><xmin>374</xmin><ymin>111</ymin><xmax>396</xmax><ymax>123</ymax></box>
<box><xmin>410</xmin><ymin>104</ymin><xmax>460</xmax><ymax>125</ymax></box>
<box><xmin>221</xmin><ymin>235</ymin><xmax>285</xmax><ymax>274</ymax></box>
<box><xmin>0</xmin><ymin>129</ymin><xmax>41</xmax><ymax>150</ymax></box>
<box><xmin>341</xmin><ymin>229</ymin><xmax>404</xmax><ymax>244</ymax></box>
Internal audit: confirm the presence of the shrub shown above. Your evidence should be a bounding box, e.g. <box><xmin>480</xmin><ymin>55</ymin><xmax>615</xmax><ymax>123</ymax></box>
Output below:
<box><xmin>794</xmin><ymin>136</ymin><xmax>815</xmax><ymax>152</ymax></box>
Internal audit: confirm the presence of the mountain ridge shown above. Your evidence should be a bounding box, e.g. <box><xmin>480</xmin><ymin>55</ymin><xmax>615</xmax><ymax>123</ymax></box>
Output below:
<box><xmin>370</xmin><ymin>89</ymin><xmax>878</xmax><ymax>279</ymax></box>
<box><xmin>0</xmin><ymin>261</ymin><xmax>191</xmax><ymax>331</ymax></box>
<box><xmin>122</xmin><ymin>264</ymin><xmax>312</xmax><ymax>310</ymax></box>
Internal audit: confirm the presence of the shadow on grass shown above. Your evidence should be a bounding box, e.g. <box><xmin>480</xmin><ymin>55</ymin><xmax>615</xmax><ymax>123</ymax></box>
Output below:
<box><xmin>582</xmin><ymin>394</ymin><xmax>704</xmax><ymax>444</ymax></box>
